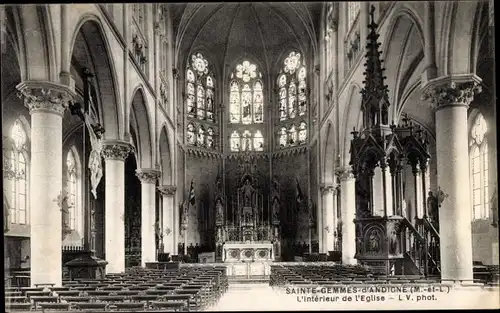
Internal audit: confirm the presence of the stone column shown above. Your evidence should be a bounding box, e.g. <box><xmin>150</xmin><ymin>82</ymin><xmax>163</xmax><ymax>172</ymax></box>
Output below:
<box><xmin>339</xmin><ymin>168</ymin><xmax>357</xmax><ymax>265</ymax></box>
<box><xmin>101</xmin><ymin>142</ymin><xmax>132</xmax><ymax>274</ymax></box>
<box><xmin>17</xmin><ymin>81</ymin><xmax>74</xmax><ymax>286</ymax></box>
<box><xmin>321</xmin><ymin>185</ymin><xmax>337</xmax><ymax>253</ymax></box>
<box><xmin>317</xmin><ymin>190</ymin><xmax>323</xmax><ymax>253</ymax></box>
<box><xmin>136</xmin><ymin>169</ymin><xmax>161</xmax><ymax>266</ymax></box>
<box><xmin>157</xmin><ymin>185</ymin><xmax>176</xmax><ymax>256</ymax></box>
<box><xmin>422</xmin><ymin>75</ymin><xmax>482</xmax><ymax>281</ymax></box>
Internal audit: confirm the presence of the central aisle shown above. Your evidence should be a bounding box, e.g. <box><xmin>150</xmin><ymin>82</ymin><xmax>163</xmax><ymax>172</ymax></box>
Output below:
<box><xmin>207</xmin><ymin>283</ymin><xmax>285</xmax><ymax>311</ymax></box>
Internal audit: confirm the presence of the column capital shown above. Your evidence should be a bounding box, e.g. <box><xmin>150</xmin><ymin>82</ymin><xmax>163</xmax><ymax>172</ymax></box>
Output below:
<box><xmin>337</xmin><ymin>167</ymin><xmax>355</xmax><ymax>181</ymax></box>
<box><xmin>16</xmin><ymin>81</ymin><xmax>75</xmax><ymax>116</ymax></box>
<box><xmin>102</xmin><ymin>141</ymin><xmax>134</xmax><ymax>160</ymax></box>
<box><xmin>320</xmin><ymin>184</ymin><xmax>337</xmax><ymax>195</ymax></box>
<box><xmin>136</xmin><ymin>168</ymin><xmax>161</xmax><ymax>184</ymax></box>
<box><xmin>421</xmin><ymin>74</ymin><xmax>482</xmax><ymax>110</ymax></box>
<box><xmin>158</xmin><ymin>185</ymin><xmax>177</xmax><ymax>196</ymax></box>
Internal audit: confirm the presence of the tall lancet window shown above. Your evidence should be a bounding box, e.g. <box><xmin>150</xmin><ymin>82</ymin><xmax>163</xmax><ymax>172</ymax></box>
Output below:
<box><xmin>185</xmin><ymin>52</ymin><xmax>218</xmax><ymax>149</ymax></box>
<box><xmin>186</xmin><ymin>53</ymin><xmax>215</xmax><ymax>121</ymax></box>
<box><xmin>469</xmin><ymin>113</ymin><xmax>489</xmax><ymax>220</ymax></box>
<box><xmin>66</xmin><ymin>149</ymin><xmax>82</xmax><ymax>235</ymax></box>
<box><xmin>276</xmin><ymin>51</ymin><xmax>308</xmax><ymax>148</ymax></box>
<box><xmin>9</xmin><ymin>120</ymin><xmax>29</xmax><ymax>225</ymax></box>
<box><xmin>228</xmin><ymin>59</ymin><xmax>265</xmax><ymax>152</ymax></box>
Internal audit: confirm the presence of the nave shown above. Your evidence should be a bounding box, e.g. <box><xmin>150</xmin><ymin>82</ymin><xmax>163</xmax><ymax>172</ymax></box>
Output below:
<box><xmin>2</xmin><ymin>2</ymin><xmax>499</xmax><ymax>311</ymax></box>
<box><xmin>5</xmin><ymin>263</ymin><xmax>499</xmax><ymax>312</ymax></box>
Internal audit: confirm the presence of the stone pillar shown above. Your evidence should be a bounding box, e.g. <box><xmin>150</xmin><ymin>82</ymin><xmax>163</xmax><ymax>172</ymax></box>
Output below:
<box><xmin>157</xmin><ymin>185</ymin><xmax>176</xmax><ymax>256</ymax></box>
<box><xmin>422</xmin><ymin>75</ymin><xmax>482</xmax><ymax>281</ymax></box>
<box><xmin>17</xmin><ymin>81</ymin><xmax>74</xmax><ymax>286</ymax></box>
<box><xmin>136</xmin><ymin>169</ymin><xmax>161</xmax><ymax>266</ymax></box>
<box><xmin>317</xmin><ymin>191</ymin><xmax>323</xmax><ymax>253</ymax></box>
<box><xmin>321</xmin><ymin>185</ymin><xmax>337</xmax><ymax>253</ymax></box>
<box><xmin>339</xmin><ymin>168</ymin><xmax>357</xmax><ymax>265</ymax></box>
<box><xmin>101</xmin><ymin>142</ymin><xmax>132</xmax><ymax>274</ymax></box>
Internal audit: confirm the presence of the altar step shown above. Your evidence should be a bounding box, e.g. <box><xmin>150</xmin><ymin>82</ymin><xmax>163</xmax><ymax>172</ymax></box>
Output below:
<box><xmin>228</xmin><ymin>275</ymin><xmax>270</xmax><ymax>284</ymax></box>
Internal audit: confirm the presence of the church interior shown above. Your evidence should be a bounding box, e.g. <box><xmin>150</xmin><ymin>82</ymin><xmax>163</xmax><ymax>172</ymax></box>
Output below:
<box><xmin>2</xmin><ymin>2</ymin><xmax>499</xmax><ymax>311</ymax></box>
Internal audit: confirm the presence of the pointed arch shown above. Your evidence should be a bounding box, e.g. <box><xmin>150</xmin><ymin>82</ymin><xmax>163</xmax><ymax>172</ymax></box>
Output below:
<box><xmin>69</xmin><ymin>16</ymin><xmax>122</xmax><ymax>139</ymax></box>
<box><xmin>130</xmin><ymin>86</ymin><xmax>153</xmax><ymax>168</ymax></box>
<box><xmin>341</xmin><ymin>82</ymin><xmax>362</xmax><ymax>168</ymax></box>
<box><xmin>11</xmin><ymin>5</ymin><xmax>55</xmax><ymax>81</ymax></box>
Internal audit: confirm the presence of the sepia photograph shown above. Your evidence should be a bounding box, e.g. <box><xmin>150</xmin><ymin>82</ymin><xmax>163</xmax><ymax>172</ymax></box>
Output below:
<box><xmin>1</xmin><ymin>1</ymin><xmax>498</xmax><ymax>311</ymax></box>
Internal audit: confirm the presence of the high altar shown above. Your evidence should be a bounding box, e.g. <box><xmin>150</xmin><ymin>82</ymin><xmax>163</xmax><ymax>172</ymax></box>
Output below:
<box><xmin>213</xmin><ymin>151</ymin><xmax>281</xmax><ymax>269</ymax></box>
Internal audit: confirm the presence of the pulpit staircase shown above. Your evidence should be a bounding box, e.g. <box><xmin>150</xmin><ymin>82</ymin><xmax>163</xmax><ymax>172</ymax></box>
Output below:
<box><xmin>400</xmin><ymin>217</ymin><xmax>441</xmax><ymax>277</ymax></box>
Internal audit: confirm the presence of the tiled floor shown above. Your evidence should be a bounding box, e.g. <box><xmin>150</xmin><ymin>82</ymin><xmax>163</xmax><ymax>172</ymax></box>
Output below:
<box><xmin>206</xmin><ymin>283</ymin><xmax>285</xmax><ymax>311</ymax></box>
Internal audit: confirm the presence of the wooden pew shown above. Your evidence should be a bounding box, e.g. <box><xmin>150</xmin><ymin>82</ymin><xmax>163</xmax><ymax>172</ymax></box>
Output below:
<box><xmin>39</xmin><ymin>302</ymin><xmax>71</xmax><ymax>312</ymax></box>
<box><xmin>151</xmin><ymin>301</ymin><xmax>187</xmax><ymax>312</ymax></box>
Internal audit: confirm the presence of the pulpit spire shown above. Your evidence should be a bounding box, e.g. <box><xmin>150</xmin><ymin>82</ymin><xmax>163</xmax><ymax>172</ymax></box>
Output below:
<box><xmin>360</xmin><ymin>5</ymin><xmax>390</xmax><ymax>132</ymax></box>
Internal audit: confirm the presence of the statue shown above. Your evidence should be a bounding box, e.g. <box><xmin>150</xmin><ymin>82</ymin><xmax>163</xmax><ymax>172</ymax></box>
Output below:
<box><xmin>401</xmin><ymin>198</ymin><xmax>407</xmax><ymax>218</ymax></box>
<box><xmin>427</xmin><ymin>191</ymin><xmax>438</xmax><ymax>222</ymax></box>
<box><xmin>215</xmin><ymin>176</ymin><xmax>223</xmax><ymax>195</ymax></box>
<box><xmin>367</xmin><ymin>229</ymin><xmax>380</xmax><ymax>253</ymax></box>
<box><xmin>271</xmin><ymin>176</ymin><xmax>280</xmax><ymax>198</ymax></box>
<box><xmin>242</xmin><ymin>178</ymin><xmax>254</xmax><ymax>207</ymax></box>
<box><xmin>85</xmin><ymin>114</ymin><xmax>104</xmax><ymax>199</ymax></box>
<box><xmin>272</xmin><ymin>197</ymin><xmax>280</xmax><ymax>223</ymax></box>
<box><xmin>491</xmin><ymin>186</ymin><xmax>498</xmax><ymax>227</ymax></box>
<box><xmin>216</xmin><ymin>198</ymin><xmax>224</xmax><ymax>222</ymax></box>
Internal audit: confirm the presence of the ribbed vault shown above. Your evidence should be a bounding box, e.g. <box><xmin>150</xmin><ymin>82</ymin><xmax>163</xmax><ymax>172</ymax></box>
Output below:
<box><xmin>173</xmin><ymin>3</ymin><xmax>321</xmax><ymax>74</ymax></box>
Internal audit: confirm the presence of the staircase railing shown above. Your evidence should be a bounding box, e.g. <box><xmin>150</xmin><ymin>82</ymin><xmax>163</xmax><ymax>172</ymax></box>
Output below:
<box><xmin>400</xmin><ymin>217</ymin><xmax>426</xmax><ymax>275</ymax></box>
<box><xmin>419</xmin><ymin>217</ymin><xmax>441</xmax><ymax>275</ymax></box>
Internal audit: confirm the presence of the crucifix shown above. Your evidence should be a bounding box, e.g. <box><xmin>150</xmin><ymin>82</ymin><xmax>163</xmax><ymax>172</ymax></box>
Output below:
<box><xmin>69</xmin><ymin>68</ymin><xmax>106</xmax><ymax>252</ymax></box>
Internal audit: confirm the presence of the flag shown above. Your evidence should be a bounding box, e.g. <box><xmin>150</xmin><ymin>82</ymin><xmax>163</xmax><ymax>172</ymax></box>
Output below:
<box><xmin>189</xmin><ymin>180</ymin><xmax>196</xmax><ymax>206</ymax></box>
<box><xmin>296</xmin><ymin>177</ymin><xmax>304</xmax><ymax>203</ymax></box>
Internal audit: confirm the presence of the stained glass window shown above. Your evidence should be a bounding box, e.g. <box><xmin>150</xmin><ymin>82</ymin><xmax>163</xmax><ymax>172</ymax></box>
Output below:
<box><xmin>228</xmin><ymin>59</ymin><xmax>265</xmax><ymax>152</ymax></box>
<box><xmin>279</xmin><ymin>127</ymin><xmax>287</xmax><ymax>148</ymax></box>
<box><xmin>185</xmin><ymin>53</ymin><xmax>215</xmax><ymax>122</ymax></box>
<box><xmin>9</xmin><ymin>120</ymin><xmax>28</xmax><ymax>225</ymax></box>
<box><xmin>242</xmin><ymin>130</ymin><xmax>252</xmax><ymax>152</ymax></box>
<box><xmin>229</xmin><ymin>60</ymin><xmax>264</xmax><ymax>124</ymax></box>
<box><xmin>298</xmin><ymin>122</ymin><xmax>307</xmax><ymax>144</ymax></box>
<box><xmin>187</xmin><ymin>123</ymin><xmax>196</xmax><ymax>145</ymax></box>
<box><xmin>230</xmin><ymin>81</ymin><xmax>240</xmax><ymax>123</ymax></box>
<box><xmin>277</xmin><ymin>51</ymin><xmax>307</xmax><ymax>122</ymax></box>
<box><xmin>288</xmin><ymin>83</ymin><xmax>297</xmax><ymax>119</ymax></box>
<box><xmin>284</xmin><ymin>51</ymin><xmax>301</xmax><ymax>74</ymax></box>
<box><xmin>241</xmin><ymin>84</ymin><xmax>252</xmax><ymax>124</ymax></box>
<box><xmin>289</xmin><ymin>125</ymin><xmax>297</xmax><ymax>146</ymax></box>
<box><xmin>254</xmin><ymin>81</ymin><xmax>263</xmax><ymax>123</ymax></box>
<box><xmin>469</xmin><ymin>113</ymin><xmax>489</xmax><ymax>220</ymax></box>
<box><xmin>277</xmin><ymin>51</ymin><xmax>308</xmax><ymax>148</ymax></box>
<box><xmin>230</xmin><ymin>131</ymin><xmax>241</xmax><ymax>152</ymax></box>
<box><xmin>207</xmin><ymin>128</ymin><xmax>214</xmax><ymax>149</ymax></box>
<box><xmin>197</xmin><ymin>126</ymin><xmax>205</xmax><ymax>146</ymax></box>
<box><xmin>196</xmin><ymin>85</ymin><xmax>205</xmax><ymax>119</ymax></box>
<box><xmin>12</xmin><ymin>120</ymin><xmax>26</xmax><ymax>150</ymax></box>
<box><xmin>254</xmin><ymin>131</ymin><xmax>264</xmax><ymax>151</ymax></box>
<box><xmin>236</xmin><ymin>61</ymin><xmax>257</xmax><ymax>83</ymax></box>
